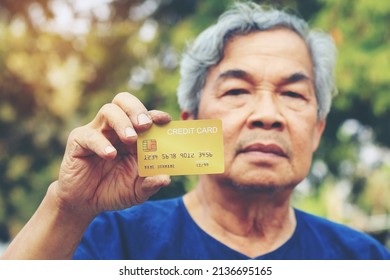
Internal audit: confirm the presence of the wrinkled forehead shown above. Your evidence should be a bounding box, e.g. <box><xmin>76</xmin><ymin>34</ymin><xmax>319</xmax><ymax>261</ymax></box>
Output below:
<box><xmin>217</xmin><ymin>28</ymin><xmax>313</xmax><ymax>77</ymax></box>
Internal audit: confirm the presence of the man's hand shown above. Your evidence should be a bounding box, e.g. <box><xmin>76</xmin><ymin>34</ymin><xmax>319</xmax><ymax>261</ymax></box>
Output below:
<box><xmin>0</xmin><ymin>92</ymin><xmax>172</xmax><ymax>259</ymax></box>
<box><xmin>55</xmin><ymin>92</ymin><xmax>172</xmax><ymax>216</ymax></box>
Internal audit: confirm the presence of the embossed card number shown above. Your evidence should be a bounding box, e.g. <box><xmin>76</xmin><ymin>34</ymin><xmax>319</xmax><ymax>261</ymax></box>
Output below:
<box><xmin>137</xmin><ymin>119</ymin><xmax>225</xmax><ymax>176</ymax></box>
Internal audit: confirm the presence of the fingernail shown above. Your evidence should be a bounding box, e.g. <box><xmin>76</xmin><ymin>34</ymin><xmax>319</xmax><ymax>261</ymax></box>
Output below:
<box><xmin>138</xmin><ymin>113</ymin><xmax>152</xmax><ymax>125</ymax></box>
<box><xmin>104</xmin><ymin>146</ymin><xmax>116</xmax><ymax>154</ymax></box>
<box><xmin>125</xmin><ymin>127</ymin><xmax>137</xmax><ymax>138</ymax></box>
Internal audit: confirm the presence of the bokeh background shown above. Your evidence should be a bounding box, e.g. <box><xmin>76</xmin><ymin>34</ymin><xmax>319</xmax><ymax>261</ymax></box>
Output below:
<box><xmin>0</xmin><ymin>0</ymin><xmax>389</xmax><ymax>250</ymax></box>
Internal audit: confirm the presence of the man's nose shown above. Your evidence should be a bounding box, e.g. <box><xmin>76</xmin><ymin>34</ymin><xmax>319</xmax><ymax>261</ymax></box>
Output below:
<box><xmin>246</xmin><ymin>93</ymin><xmax>284</xmax><ymax>130</ymax></box>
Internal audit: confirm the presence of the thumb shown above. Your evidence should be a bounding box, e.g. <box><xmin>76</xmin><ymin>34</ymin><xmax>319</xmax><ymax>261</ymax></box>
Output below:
<box><xmin>135</xmin><ymin>175</ymin><xmax>171</xmax><ymax>203</ymax></box>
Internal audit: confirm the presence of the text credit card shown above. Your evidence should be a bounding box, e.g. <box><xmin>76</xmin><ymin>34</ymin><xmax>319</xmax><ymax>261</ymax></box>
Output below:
<box><xmin>137</xmin><ymin>119</ymin><xmax>224</xmax><ymax>176</ymax></box>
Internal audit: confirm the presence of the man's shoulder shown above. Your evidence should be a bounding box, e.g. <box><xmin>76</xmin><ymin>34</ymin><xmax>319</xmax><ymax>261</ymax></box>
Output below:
<box><xmin>294</xmin><ymin>208</ymin><xmax>390</xmax><ymax>259</ymax></box>
<box><xmin>295</xmin><ymin>208</ymin><xmax>375</xmax><ymax>240</ymax></box>
<box><xmin>74</xmin><ymin>197</ymin><xmax>187</xmax><ymax>259</ymax></box>
<box><xmin>101</xmin><ymin>197</ymin><xmax>184</xmax><ymax>223</ymax></box>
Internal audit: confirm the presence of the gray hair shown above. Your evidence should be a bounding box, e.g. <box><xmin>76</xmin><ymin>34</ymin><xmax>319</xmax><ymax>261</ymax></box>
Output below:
<box><xmin>177</xmin><ymin>2</ymin><xmax>337</xmax><ymax>120</ymax></box>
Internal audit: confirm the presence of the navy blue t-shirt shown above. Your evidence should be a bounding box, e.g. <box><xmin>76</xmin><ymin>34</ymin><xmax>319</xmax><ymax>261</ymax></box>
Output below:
<box><xmin>73</xmin><ymin>197</ymin><xmax>390</xmax><ymax>260</ymax></box>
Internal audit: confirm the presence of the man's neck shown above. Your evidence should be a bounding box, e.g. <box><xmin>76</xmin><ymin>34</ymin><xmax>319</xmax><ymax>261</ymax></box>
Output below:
<box><xmin>183</xmin><ymin>176</ymin><xmax>296</xmax><ymax>258</ymax></box>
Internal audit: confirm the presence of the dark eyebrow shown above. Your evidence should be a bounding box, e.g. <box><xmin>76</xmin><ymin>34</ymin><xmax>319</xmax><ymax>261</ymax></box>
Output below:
<box><xmin>217</xmin><ymin>69</ymin><xmax>250</xmax><ymax>81</ymax></box>
<box><xmin>280</xmin><ymin>72</ymin><xmax>311</xmax><ymax>85</ymax></box>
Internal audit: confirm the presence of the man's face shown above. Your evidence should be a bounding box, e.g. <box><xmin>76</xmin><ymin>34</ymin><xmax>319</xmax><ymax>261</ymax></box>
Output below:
<box><xmin>184</xmin><ymin>28</ymin><xmax>325</xmax><ymax>191</ymax></box>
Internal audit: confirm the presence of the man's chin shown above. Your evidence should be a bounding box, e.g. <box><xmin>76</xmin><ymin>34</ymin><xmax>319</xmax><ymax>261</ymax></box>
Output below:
<box><xmin>219</xmin><ymin>178</ymin><xmax>295</xmax><ymax>194</ymax></box>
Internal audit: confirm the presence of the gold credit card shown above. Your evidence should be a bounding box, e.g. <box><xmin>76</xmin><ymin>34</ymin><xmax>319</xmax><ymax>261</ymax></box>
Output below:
<box><xmin>137</xmin><ymin>119</ymin><xmax>224</xmax><ymax>176</ymax></box>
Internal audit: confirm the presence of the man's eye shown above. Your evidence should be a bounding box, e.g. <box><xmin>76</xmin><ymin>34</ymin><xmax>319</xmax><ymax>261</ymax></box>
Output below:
<box><xmin>282</xmin><ymin>91</ymin><xmax>304</xmax><ymax>99</ymax></box>
<box><xmin>224</xmin><ymin>89</ymin><xmax>249</xmax><ymax>95</ymax></box>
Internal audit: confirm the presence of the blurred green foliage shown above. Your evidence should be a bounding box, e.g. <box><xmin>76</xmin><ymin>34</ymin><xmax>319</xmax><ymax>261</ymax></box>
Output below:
<box><xmin>0</xmin><ymin>0</ymin><xmax>389</xmax><ymax>248</ymax></box>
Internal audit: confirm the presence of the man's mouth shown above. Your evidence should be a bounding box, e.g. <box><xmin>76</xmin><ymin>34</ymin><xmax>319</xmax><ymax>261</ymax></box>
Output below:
<box><xmin>239</xmin><ymin>143</ymin><xmax>288</xmax><ymax>158</ymax></box>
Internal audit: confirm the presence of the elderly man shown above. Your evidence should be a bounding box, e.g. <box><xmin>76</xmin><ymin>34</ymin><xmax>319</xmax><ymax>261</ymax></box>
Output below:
<box><xmin>2</xmin><ymin>2</ymin><xmax>389</xmax><ymax>259</ymax></box>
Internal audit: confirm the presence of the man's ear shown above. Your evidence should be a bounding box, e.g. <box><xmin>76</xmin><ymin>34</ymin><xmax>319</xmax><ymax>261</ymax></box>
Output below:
<box><xmin>181</xmin><ymin>111</ymin><xmax>195</xmax><ymax>120</ymax></box>
<box><xmin>312</xmin><ymin>119</ymin><xmax>326</xmax><ymax>152</ymax></box>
